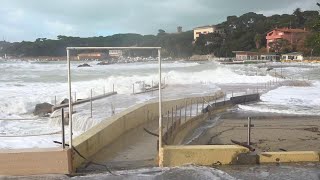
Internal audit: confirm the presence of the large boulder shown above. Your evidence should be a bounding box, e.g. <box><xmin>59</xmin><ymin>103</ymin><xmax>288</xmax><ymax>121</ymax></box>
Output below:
<box><xmin>33</xmin><ymin>102</ymin><xmax>54</xmax><ymax>116</ymax></box>
<box><xmin>78</xmin><ymin>63</ymin><xmax>91</xmax><ymax>67</ymax></box>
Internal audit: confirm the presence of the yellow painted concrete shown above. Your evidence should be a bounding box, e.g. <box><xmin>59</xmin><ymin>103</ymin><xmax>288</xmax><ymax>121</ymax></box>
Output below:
<box><xmin>161</xmin><ymin>145</ymin><xmax>249</xmax><ymax>167</ymax></box>
<box><xmin>259</xmin><ymin>151</ymin><xmax>320</xmax><ymax>163</ymax></box>
<box><xmin>72</xmin><ymin>92</ymin><xmax>224</xmax><ymax>170</ymax></box>
<box><xmin>0</xmin><ymin>148</ymin><xmax>71</xmax><ymax>176</ymax></box>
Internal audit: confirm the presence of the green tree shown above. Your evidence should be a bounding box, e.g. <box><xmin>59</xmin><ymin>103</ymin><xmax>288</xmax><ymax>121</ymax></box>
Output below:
<box><xmin>254</xmin><ymin>33</ymin><xmax>262</xmax><ymax>49</ymax></box>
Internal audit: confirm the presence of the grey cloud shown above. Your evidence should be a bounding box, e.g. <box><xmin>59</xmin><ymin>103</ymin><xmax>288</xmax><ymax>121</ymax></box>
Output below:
<box><xmin>0</xmin><ymin>0</ymin><xmax>318</xmax><ymax>41</ymax></box>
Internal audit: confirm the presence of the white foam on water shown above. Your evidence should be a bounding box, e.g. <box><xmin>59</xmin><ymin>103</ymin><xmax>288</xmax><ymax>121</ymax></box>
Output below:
<box><xmin>0</xmin><ymin>61</ymin><xmax>283</xmax><ymax>149</ymax></box>
<box><xmin>73</xmin><ymin>166</ymin><xmax>236</xmax><ymax>180</ymax></box>
<box><xmin>239</xmin><ymin>81</ymin><xmax>320</xmax><ymax>115</ymax></box>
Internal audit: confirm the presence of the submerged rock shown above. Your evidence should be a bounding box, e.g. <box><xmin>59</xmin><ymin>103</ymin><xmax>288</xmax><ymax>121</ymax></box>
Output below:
<box><xmin>33</xmin><ymin>102</ymin><xmax>53</xmax><ymax>116</ymax></box>
<box><xmin>78</xmin><ymin>63</ymin><xmax>91</xmax><ymax>67</ymax></box>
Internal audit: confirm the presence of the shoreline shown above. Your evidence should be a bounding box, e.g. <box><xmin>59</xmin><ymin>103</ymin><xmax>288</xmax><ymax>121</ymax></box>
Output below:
<box><xmin>189</xmin><ymin>111</ymin><xmax>320</xmax><ymax>152</ymax></box>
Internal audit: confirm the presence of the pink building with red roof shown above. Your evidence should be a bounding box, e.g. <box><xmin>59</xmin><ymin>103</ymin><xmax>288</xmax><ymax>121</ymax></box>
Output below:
<box><xmin>266</xmin><ymin>28</ymin><xmax>308</xmax><ymax>52</ymax></box>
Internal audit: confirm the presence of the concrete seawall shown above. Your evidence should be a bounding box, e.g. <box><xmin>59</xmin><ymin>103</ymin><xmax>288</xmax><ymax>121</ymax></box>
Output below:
<box><xmin>72</xmin><ymin>92</ymin><xmax>224</xmax><ymax>170</ymax></box>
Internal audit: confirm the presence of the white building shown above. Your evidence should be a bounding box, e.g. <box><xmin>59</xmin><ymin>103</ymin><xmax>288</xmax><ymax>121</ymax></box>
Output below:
<box><xmin>193</xmin><ymin>25</ymin><xmax>224</xmax><ymax>40</ymax></box>
<box><xmin>109</xmin><ymin>50</ymin><xmax>123</xmax><ymax>57</ymax></box>
<box><xmin>281</xmin><ymin>52</ymin><xmax>304</xmax><ymax>61</ymax></box>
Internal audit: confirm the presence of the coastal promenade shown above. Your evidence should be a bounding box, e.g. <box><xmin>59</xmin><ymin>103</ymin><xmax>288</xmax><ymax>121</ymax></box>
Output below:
<box><xmin>0</xmin><ymin>74</ymin><xmax>318</xmax><ymax>176</ymax></box>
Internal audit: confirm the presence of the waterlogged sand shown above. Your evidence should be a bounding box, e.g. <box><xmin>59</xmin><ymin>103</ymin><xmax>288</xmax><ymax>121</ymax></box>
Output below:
<box><xmin>191</xmin><ymin>113</ymin><xmax>320</xmax><ymax>152</ymax></box>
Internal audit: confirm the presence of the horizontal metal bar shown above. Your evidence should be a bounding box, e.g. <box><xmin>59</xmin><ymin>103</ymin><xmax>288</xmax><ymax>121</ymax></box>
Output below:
<box><xmin>67</xmin><ymin>47</ymin><xmax>161</xmax><ymax>50</ymax></box>
<box><xmin>52</xmin><ymin>91</ymin><xmax>117</xmax><ymax>111</ymax></box>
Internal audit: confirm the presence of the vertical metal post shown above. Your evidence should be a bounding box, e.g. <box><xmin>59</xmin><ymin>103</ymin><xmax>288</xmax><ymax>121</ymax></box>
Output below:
<box><xmin>202</xmin><ymin>99</ymin><xmax>204</xmax><ymax>112</ymax></box>
<box><xmin>54</xmin><ymin>96</ymin><xmax>57</xmax><ymax>105</ymax></box>
<box><xmin>190</xmin><ymin>100</ymin><xmax>192</xmax><ymax>117</ymax></box>
<box><xmin>67</xmin><ymin>49</ymin><xmax>73</xmax><ymax>149</ymax></box>
<box><xmin>196</xmin><ymin>100</ymin><xmax>199</xmax><ymax>115</ymax></box>
<box><xmin>166</xmin><ymin>111</ymin><xmax>169</xmax><ymax>135</ymax></box>
<box><xmin>158</xmin><ymin>49</ymin><xmax>163</xmax><ymax>166</ymax></box>
<box><xmin>247</xmin><ymin>117</ymin><xmax>251</xmax><ymax>146</ymax></box>
<box><xmin>175</xmin><ymin>105</ymin><xmax>178</xmax><ymax>126</ymax></box>
<box><xmin>179</xmin><ymin>106</ymin><xmax>182</xmax><ymax>124</ymax></box>
<box><xmin>61</xmin><ymin>108</ymin><xmax>65</xmax><ymax>149</ymax></box>
<box><xmin>171</xmin><ymin>107</ymin><xmax>174</xmax><ymax>134</ymax></box>
<box><xmin>185</xmin><ymin>101</ymin><xmax>187</xmax><ymax>122</ymax></box>
<box><xmin>113</xmin><ymin>84</ymin><xmax>115</xmax><ymax>93</ymax></box>
<box><xmin>132</xmin><ymin>83</ymin><xmax>135</xmax><ymax>94</ymax></box>
<box><xmin>90</xmin><ymin>89</ymin><xmax>93</xmax><ymax>118</ymax></box>
<box><xmin>232</xmin><ymin>91</ymin><xmax>233</xmax><ymax>98</ymax></box>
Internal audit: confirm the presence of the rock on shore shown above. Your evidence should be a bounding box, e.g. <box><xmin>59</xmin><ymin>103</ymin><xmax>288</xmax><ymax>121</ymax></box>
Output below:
<box><xmin>33</xmin><ymin>102</ymin><xmax>53</xmax><ymax>116</ymax></box>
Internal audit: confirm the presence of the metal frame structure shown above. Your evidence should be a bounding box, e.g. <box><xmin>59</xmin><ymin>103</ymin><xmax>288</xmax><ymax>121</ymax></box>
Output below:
<box><xmin>66</xmin><ymin>47</ymin><xmax>163</xmax><ymax>165</ymax></box>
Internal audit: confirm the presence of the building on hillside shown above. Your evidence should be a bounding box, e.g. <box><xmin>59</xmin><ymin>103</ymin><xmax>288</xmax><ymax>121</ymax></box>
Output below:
<box><xmin>266</xmin><ymin>28</ymin><xmax>308</xmax><ymax>52</ymax></box>
<box><xmin>177</xmin><ymin>26</ymin><xmax>183</xmax><ymax>33</ymax></box>
<box><xmin>77</xmin><ymin>53</ymin><xmax>107</xmax><ymax>60</ymax></box>
<box><xmin>281</xmin><ymin>52</ymin><xmax>303</xmax><ymax>61</ymax></box>
<box><xmin>233</xmin><ymin>51</ymin><xmax>280</xmax><ymax>61</ymax></box>
<box><xmin>193</xmin><ymin>25</ymin><xmax>224</xmax><ymax>40</ymax></box>
<box><xmin>109</xmin><ymin>50</ymin><xmax>123</xmax><ymax>57</ymax></box>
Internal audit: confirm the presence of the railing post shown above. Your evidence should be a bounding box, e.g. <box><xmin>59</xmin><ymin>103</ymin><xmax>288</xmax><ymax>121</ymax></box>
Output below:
<box><xmin>202</xmin><ymin>99</ymin><xmax>204</xmax><ymax>112</ymax></box>
<box><xmin>196</xmin><ymin>100</ymin><xmax>199</xmax><ymax>115</ymax></box>
<box><xmin>175</xmin><ymin>105</ymin><xmax>178</xmax><ymax>127</ymax></box>
<box><xmin>113</xmin><ymin>84</ymin><xmax>115</xmax><ymax>93</ymax></box>
<box><xmin>61</xmin><ymin>108</ymin><xmax>65</xmax><ymax>149</ymax></box>
<box><xmin>190</xmin><ymin>100</ymin><xmax>192</xmax><ymax>118</ymax></box>
<box><xmin>166</xmin><ymin>111</ymin><xmax>169</xmax><ymax>137</ymax></box>
<box><xmin>90</xmin><ymin>89</ymin><xmax>93</xmax><ymax>118</ymax></box>
<box><xmin>247</xmin><ymin>117</ymin><xmax>251</xmax><ymax>146</ymax></box>
<box><xmin>54</xmin><ymin>96</ymin><xmax>57</xmax><ymax>105</ymax></box>
<box><xmin>185</xmin><ymin>101</ymin><xmax>187</xmax><ymax>122</ymax></box>
<box><xmin>179</xmin><ymin>106</ymin><xmax>182</xmax><ymax>125</ymax></box>
<box><xmin>132</xmin><ymin>83</ymin><xmax>135</xmax><ymax>94</ymax></box>
<box><xmin>171</xmin><ymin>107</ymin><xmax>174</xmax><ymax>135</ymax></box>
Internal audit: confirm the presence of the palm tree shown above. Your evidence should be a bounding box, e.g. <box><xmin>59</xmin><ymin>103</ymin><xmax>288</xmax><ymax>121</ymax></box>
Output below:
<box><xmin>254</xmin><ymin>34</ymin><xmax>262</xmax><ymax>49</ymax></box>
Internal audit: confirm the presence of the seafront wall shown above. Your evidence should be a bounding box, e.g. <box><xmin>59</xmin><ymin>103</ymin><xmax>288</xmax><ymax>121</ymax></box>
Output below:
<box><xmin>72</xmin><ymin>92</ymin><xmax>224</xmax><ymax>170</ymax></box>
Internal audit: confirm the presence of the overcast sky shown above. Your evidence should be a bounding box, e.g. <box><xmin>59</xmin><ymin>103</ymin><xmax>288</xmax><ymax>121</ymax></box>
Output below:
<box><xmin>0</xmin><ymin>0</ymin><xmax>319</xmax><ymax>42</ymax></box>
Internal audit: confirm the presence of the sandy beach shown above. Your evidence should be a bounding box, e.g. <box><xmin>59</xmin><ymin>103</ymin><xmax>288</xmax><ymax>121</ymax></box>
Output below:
<box><xmin>190</xmin><ymin>111</ymin><xmax>320</xmax><ymax>152</ymax></box>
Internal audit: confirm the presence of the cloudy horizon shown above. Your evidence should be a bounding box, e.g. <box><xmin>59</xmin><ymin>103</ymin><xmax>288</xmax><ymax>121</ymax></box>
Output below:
<box><xmin>0</xmin><ymin>0</ymin><xmax>319</xmax><ymax>42</ymax></box>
